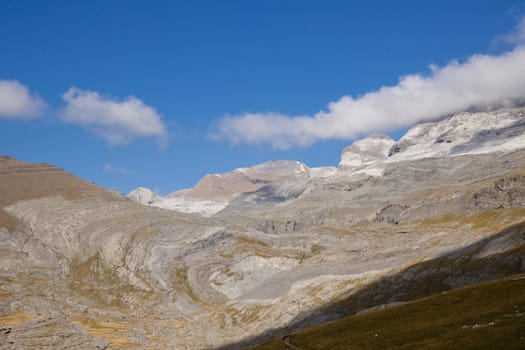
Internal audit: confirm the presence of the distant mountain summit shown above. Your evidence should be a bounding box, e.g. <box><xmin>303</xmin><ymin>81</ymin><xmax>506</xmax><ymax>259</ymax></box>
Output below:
<box><xmin>186</xmin><ymin>160</ymin><xmax>310</xmax><ymax>201</ymax></box>
<box><xmin>127</xmin><ymin>187</ymin><xmax>159</xmax><ymax>204</ymax></box>
<box><xmin>337</xmin><ymin>107</ymin><xmax>525</xmax><ymax>175</ymax></box>
<box><xmin>129</xmin><ymin>107</ymin><xmax>525</xmax><ymax>216</ymax></box>
<box><xmin>338</xmin><ymin>133</ymin><xmax>394</xmax><ymax>171</ymax></box>
<box><xmin>389</xmin><ymin>108</ymin><xmax>525</xmax><ymax>160</ymax></box>
<box><xmin>128</xmin><ymin>160</ymin><xmax>336</xmax><ymax>216</ymax></box>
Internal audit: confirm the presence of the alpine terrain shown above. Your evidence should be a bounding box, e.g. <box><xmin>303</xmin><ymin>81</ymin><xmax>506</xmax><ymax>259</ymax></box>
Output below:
<box><xmin>1</xmin><ymin>107</ymin><xmax>525</xmax><ymax>349</ymax></box>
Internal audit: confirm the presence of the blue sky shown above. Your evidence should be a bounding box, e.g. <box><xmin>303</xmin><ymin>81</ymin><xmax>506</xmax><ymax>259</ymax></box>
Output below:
<box><xmin>1</xmin><ymin>0</ymin><xmax>525</xmax><ymax>194</ymax></box>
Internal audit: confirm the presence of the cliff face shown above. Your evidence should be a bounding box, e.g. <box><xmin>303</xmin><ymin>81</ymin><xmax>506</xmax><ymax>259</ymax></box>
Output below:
<box><xmin>1</xmin><ymin>107</ymin><xmax>525</xmax><ymax>349</ymax></box>
<box><xmin>387</xmin><ymin>108</ymin><xmax>525</xmax><ymax>160</ymax></box>
<box><xmin>186</xmin><ymin>160</ymin><xmax>310</xmax><ymax>201</ymax></box>
<box><xmin>338</xmin><ymin>107</ymin><xmax>525</xmax><ymax>174</ymax></box>
<box><xmin>127</xmin><ymin>160</ymin><xmax>313</xmax><ymax>216</ymax></box>
<box><xmin>338</xmin><ymin>134</ymin><xmax>394</xmax><ymax>171</ymax></box>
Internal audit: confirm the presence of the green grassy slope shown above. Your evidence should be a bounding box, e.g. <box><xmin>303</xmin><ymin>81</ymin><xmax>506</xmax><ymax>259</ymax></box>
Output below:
<box><xmin>249</xmin><ymin>274</ymin><xmax>525</xmax><ymax>350</ymax></box>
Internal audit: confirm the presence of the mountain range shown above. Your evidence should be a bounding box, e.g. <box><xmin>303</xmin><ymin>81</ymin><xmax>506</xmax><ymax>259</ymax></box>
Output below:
<box><xmin>1</xmin><ymin>107</ymin><xmax>525</xmax><ymax>349</ymax></box>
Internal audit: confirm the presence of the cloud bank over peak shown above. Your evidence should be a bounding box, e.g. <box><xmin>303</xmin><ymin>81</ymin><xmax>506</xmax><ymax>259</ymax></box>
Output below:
<box><xmin>215</xmin><ymin>46</ymin><xmax>525</xmax><ymax>149</ymax></box>
<box><xmin>0</xmin><ymin>80</ymin><xmax>46</xmax><ymax>118</ymax></box>
<box><xmin>61</xmin><ymin>87</ymin><xmax>167</xmax><ymax>146</ymax></box>
<box><xmin>215</xmin><ymin>15</ymin><xmax>525</xmax><ymax>150</ymax></box>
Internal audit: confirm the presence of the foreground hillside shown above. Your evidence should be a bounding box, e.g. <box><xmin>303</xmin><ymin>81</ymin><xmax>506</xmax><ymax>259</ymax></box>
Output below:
<box><xmin>249</xmin><ymin>274</ymin><xmax>525</xmax><ymax>350</ymax></box>
<box><xmin>0</xmin><ymin>107</ymin><xmax>524</xmax><ymax>349</ymax></box>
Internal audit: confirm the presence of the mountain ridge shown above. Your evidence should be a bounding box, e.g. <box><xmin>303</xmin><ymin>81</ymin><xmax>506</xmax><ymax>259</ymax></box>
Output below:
<box><xmin>1</xmin><ymin>106</ymin><xmax>525</xmax><ymax>349</ymax></box>
<box><xmin>129</xmin><ymin>107</ymin><xmax>525</xmax><ymax>216</ymax></box>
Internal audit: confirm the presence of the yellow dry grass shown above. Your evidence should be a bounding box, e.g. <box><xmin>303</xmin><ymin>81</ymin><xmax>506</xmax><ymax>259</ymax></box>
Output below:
<box><xmin>0</xmin><ymin>288</ymin><xmax>9</xmax><ymax>301</ymax></box>
<box><xmin>0</xmin><ymin>309</ymin><xmax>35</xmax><ymax>326</ymax></box>
<box><xmin>72</xmin><ymin>316</ymin><xmax>139</xmax><ymax>348</ymax></box>
<box><xmin>168</xmin><ymin>320</ymin><xmax>186</xmax><ymax>329</ymax></box>
<box><xmin>416</xmin><ymin>208</ymin><xmax>525</xmax><ymax>232</ymax></box>
<box><xmin>234</xmin><ymin>236</ymin><xmax>270</xmax><ymax>247</ymax></box>
<box><xmin>172</xmin><ymin>265</ymin><xmax>215</xmax><ymax>310</ymax></box>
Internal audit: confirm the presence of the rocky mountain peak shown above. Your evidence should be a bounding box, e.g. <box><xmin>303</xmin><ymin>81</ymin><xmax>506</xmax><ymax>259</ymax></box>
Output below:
<box><xmin>235</xmin><ymin>160</ymin><xmax>309</xmax><ymax>179</ymax></box>
<box><xmin>338</xmin><ymin>133</ymin><xmax>394</xmax><ymax>171</ymax></box>
<box><xmin>127</xmin><ymin>187</ymin><xmax>159</xmax><ymax>205</ymax></box>
<box><xmin>188</xmin><ymin>160</ymin><xmax>309</xmax><ymax>201</ymax></box>
<box><xmin>388</xmin><ymin>107</ymin><xmax>525</xmax><ymax>160</ymax></box>
<box><xmin>128</xmin><ymin>107</ymin><xmax>525</xmax><ymax>216</ymax></box>
<box><xmin>336</xmin><ymin>107</ymin><xmax>525</xmax><ymax>176</ymax></box>
<box><xmin>127</xmin><ymin>160</ymin><xmax>314</xmax><ymax>216</ymax></box>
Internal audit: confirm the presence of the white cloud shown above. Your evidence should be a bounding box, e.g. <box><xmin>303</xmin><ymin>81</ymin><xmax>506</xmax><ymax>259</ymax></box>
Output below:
<box><xmin>502</xmin><ymin>16</ymin><xmax>525</xmax><ymax>45</ymax></box>
<box><xmin>103</xmin><ymin>163</ymin><xmax>130</xmax><ymax>175</ymax></box>
<box><xmin>214</xmin><ymin>45</ymin><xmax>525</xmax><ymax>149</ymax></box>
<box><xmin>0</xmin><ymin>80</ymin><xmax>46</xmax><ymax>118</ymax></box>
<box><xmin>61</xmin><ymin>87</ymin><xmax>167</xmax><ymax>145</ymax></box>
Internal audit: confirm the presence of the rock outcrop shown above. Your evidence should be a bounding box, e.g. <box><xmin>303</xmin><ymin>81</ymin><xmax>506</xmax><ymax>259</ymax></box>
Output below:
<box><xmin>388</xmin><ymin>108</ymin><xmax>525</xmax><ymax>159</ymax></box>
<box><xmin>338</xmin><ymin>134</ymin><xmax>394</xmax><ymax>171</ymax></box>
<box><xmin>186</xmin><ymin>160</ymin><xmax>310</xmax><ymax>201</ymax></box>
<box><xmin>127</xmin><ymin>187</ymin><xmax>159</xmax><ymax>204</ymax></box>
<box><xmin>128</xmin><ymin>160</ymin><xmax>314</xmax><ymax>216</ymax></box>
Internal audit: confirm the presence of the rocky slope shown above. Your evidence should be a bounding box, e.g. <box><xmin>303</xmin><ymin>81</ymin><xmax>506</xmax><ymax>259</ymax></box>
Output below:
<box><xmin>128</xmin><ymin>160</ymin><xmax>337</xmax><ymax>216</ymax></box>
<box><xmin>338</xmin><ymin>107</ymin><xmax>525</xmax><ymax>176</ymax></box>
<box><xmin>1</xmin><ymin>107</ymin><xmax>525</xmax><ymax>349</ymax></box>
<box><xmin>130</xmin><ymin>107</ymin><xmax>525</xmax><ymax>217</ymax></box>
<box><xmin>338</xmin><ymin>133</ymin><xmax>394</xmax><ymax>171</ymax></box>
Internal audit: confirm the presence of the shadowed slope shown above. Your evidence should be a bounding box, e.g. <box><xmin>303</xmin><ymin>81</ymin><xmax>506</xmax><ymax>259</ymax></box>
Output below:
<box><xmin>250</xmin><ymin>274</ymin><xmax>525</xmax><ymax>350</ymax></box>
<box><xmin>208</xmin><ymin>221</ymin><xmax>525</xmax><ymax>349</ymax></box>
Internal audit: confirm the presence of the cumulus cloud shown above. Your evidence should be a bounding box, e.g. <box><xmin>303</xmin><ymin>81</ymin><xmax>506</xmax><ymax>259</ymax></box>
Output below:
<box><xmin>215</xmin><ymin>46</ymin><xmax>525</xmax><ymax>149</ymax></box>
<box><xmin>61</xmin><ymin>87</ymin><xmax>167</xmax><ymax>145</ymax></box>
<box><xmin>0</xmin><ymin>80</ymin><xmax>46</xmax><ymax>118</ymax></box>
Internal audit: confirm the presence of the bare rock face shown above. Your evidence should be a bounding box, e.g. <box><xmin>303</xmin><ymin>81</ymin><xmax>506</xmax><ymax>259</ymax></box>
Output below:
<box><xmin>338</xmin><ymin>134</ymin><xmax>394</xmax><ymax>171</ymax></box>
<box><xmin>336</xmin><ymin>107</ymin><xmax>525</xmax><ymax>178</ymax></box>
<box><xmin>127</xmin><ymin>187</ymin><xmax>159</xmax><ymax>204</ymax></box>
<box><xmin>127</xmin><ymin>160</ymin><xmax>312</xmax><ymax>217</ymax></box>
<box><xmin>185</xmin><ymin>160</ymin><xmax>310</xmax><ymax>201</ymax></box>
<box><xmin>2</xmin><ymin>107</ymin><xmax>525</xmax><ymax>349</ymax></box>
<box><xmin>388</xmin><ymin>108</ymin><xmax>525</xmax><ymax>159</ymax></box>
<box><xmin>309</xmin><ymin>166</ymin><xmax>337</xmax><ymax>178</ymax></box>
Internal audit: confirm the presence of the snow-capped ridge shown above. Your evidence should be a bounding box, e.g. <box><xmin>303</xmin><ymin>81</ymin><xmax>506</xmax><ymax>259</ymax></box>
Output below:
<box><xmin>388</xmin><ymin>108</ymin><xmax>525</xmax><ymax>161</ymax></box>
<box><xmin>129</xmin><ymin>107</ymin><xmax>525</xmax><ymax>215</ymax></box>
